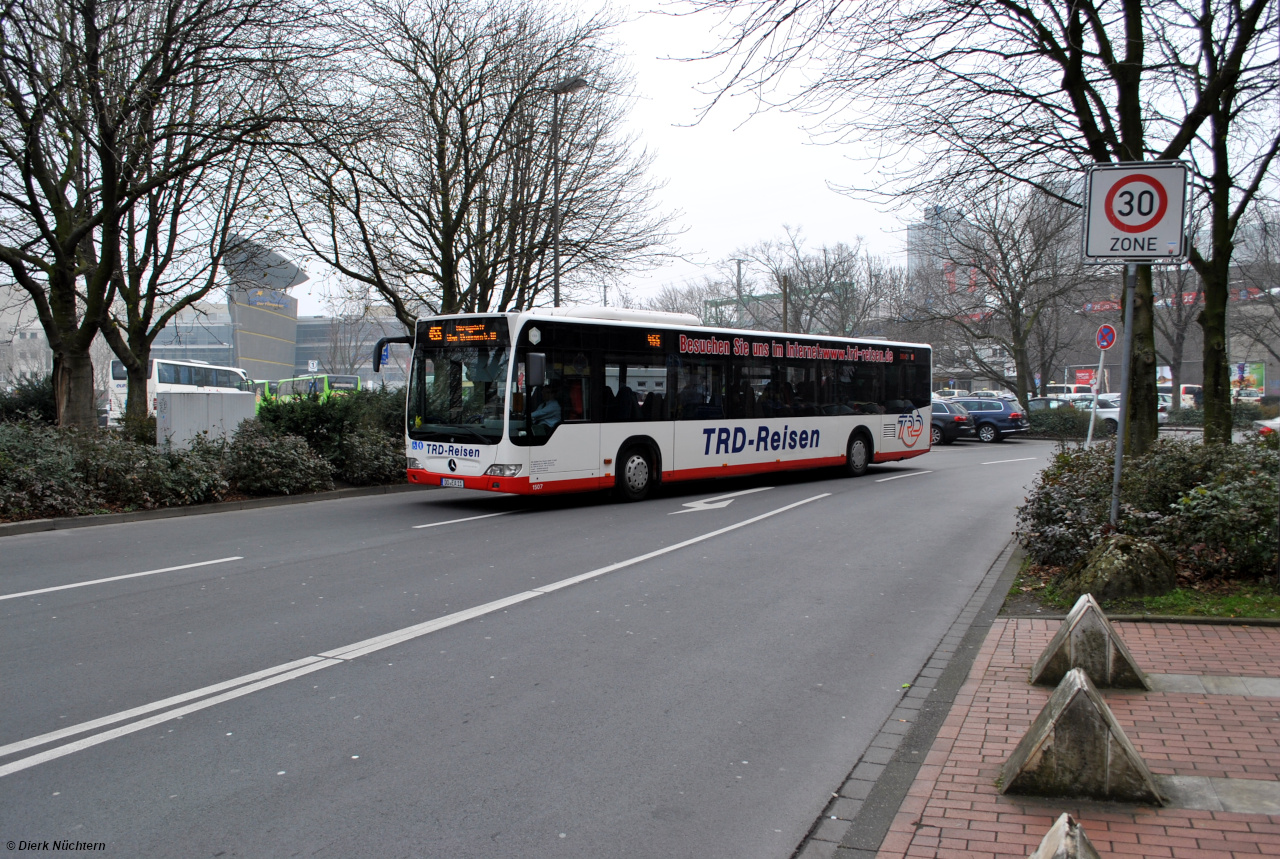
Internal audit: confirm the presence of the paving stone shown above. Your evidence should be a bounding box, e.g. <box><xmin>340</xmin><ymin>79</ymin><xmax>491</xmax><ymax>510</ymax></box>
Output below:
<box><xmin>861</xmin><ymin>745</ymin><xmax>894</xmax><ymax>765</ymax></box>
<box><xmin>794</xmin><ymin>838</ymin><xmax>839</xmax><ymax>859</ymax></box>
<box><xmin>1161</xmin><ymin>775</ymin><xmax>1280</xmax><ymax>815</ymax></box>
<box><xmin>1147</xmin><ymin>673</ymin><xmax>1207</xmax><ymax>694</ymax></box>
<box><xmin>811</xmin><ymin>817</ymin><xmax>849</xmax><ymax>842</ymax></box>
<box><xmin>828</xmin><ymin>797</ymin><xmax>864</xmax><ymax>820</ymax></box>
<box><xmin>840</xmin><ymin>777</ymin><xmax>874</xmax><ymax>800</ymax></box>
<box><xmin>1201</xmin><ymin>675</ymin><xmax>1252</xmax><ymax>696</ymax></box>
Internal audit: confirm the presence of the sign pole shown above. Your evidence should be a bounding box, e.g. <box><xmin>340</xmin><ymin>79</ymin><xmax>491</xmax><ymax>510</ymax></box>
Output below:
<box><xmin>1085</xmin><ymin>348</ymin><xmax>1107</xmax><ymax>447</ymax></box>
<box><xmin>1109</xmin><ymin>264</ymin><xmax>1138</xmax><ymax>527</ymax></box>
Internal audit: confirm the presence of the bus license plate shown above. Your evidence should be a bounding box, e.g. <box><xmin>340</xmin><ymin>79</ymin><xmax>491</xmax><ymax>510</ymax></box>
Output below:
<box><xmin>441</xmin><ymin>477</ymin><xmax>465</xmax><ymax>488</ymax></box>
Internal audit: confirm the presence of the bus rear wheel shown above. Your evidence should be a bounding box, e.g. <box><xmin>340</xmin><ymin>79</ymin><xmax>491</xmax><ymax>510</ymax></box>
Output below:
<box><xmin>615</xmin><ymin>447</ymin><xmax>653</xmax><ymax>502</ymax></box>
<box><xmin>844</xmin><ymin>434</ymin><xmax>870</xmax><ymax>477</ymax></box>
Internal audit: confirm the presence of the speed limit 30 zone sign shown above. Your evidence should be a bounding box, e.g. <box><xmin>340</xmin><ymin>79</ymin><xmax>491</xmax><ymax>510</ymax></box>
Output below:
<box><xmin>1083</xmin><ymin>162</ymin><xmax>1189</xmax><ymax>264</ymax></box>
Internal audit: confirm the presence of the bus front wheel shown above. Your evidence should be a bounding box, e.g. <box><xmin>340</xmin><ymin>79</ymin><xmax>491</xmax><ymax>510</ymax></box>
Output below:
<box><xmin>615</xmin><ymin>447</ymin><xmax>653</xmax><ymax>502</ymax></box>
<box><xmin>845</xmin><ymin>434</ymin><xmax>870</xmax><ymax>478</ymax></box>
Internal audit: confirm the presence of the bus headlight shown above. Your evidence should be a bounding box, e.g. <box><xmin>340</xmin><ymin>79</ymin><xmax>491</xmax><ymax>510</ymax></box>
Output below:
<box><xmin>407</xmin><ymin>457</ymin><xmax>421</xmax><ymax>470</ymax></box>
<box><xmin>484</xmin><ymin>464</ymin><xmax>522</xmax><ymax>477</ymax></box>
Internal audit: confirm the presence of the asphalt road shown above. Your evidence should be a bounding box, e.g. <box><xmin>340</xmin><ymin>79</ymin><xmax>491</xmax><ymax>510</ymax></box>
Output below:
<box><xmin>0</xmin><ymin>439</ymin><xmax>1052</xmax><ymax>858</ymax></box>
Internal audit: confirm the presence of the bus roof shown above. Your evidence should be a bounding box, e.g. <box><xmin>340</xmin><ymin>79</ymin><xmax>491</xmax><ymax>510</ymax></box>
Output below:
<box><xmin>417</xmin><ymin>307</ymin><xmax>930</xmax><ymax>351</ymax></box>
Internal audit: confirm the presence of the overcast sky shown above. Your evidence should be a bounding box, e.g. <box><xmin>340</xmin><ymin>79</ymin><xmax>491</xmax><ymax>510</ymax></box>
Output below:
<box><xmin>296</xmin><ymin>2</ymin><xmax>911</xmax><ymax>315</ymax></box>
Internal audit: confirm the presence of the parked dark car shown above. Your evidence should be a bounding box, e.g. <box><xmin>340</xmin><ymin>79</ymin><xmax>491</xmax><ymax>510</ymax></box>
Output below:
<box><xmin>950</xmin><ymin>397</ymin><xmax>1030</xmax><ymax>442</ymax></box>
<box><xmin>930</xmin><ymin>399</ymin><xmax>975</xmax><ymax>445</ymax></box>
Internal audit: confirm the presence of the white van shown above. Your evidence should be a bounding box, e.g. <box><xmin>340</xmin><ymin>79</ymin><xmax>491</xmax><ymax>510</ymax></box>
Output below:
<box><xmin>1158</xmin><ymin>384</ymin><xmax>1201</xmax><ymax>408</ymax></box>
<box><xmin>1043</xmin><ymin>383</ymin><xmax>1093</xmax><ymax>396</ymax></box>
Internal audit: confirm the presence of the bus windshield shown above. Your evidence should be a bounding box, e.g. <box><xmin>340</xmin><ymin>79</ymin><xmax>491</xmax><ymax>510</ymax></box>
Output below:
<box><xmin>408</xmin><ymin>318</ymin><xmax>510</xmax><ymax>444</ymax></box>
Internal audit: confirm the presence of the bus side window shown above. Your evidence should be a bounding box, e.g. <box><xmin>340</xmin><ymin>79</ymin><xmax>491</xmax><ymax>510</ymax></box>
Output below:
<box><xmin>158</xmin><ymin>363</ymin><xmax>177</xmax><ymax>384</ymax></box>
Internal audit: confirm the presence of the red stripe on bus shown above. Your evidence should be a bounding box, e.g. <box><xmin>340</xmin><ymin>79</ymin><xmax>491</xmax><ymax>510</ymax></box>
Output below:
<box><xmin>873</xmin><ymin>449</ymin><xmax>929</xmax><ymax>463</ymax></box>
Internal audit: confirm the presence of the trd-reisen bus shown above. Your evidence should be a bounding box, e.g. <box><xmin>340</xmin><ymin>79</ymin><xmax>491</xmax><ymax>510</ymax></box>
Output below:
<box><xmin>108</xmin><ymin>358</ymin><xmax>249</xmax><ymax>424</ymax></box>
<box><xmin>373</xmin><ymin>308</ymin><xmax>931</xmax><ymax>501</ymax></box>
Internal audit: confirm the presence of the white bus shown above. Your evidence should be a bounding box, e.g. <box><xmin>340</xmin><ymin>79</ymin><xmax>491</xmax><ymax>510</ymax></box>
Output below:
<box><xmin>373</xmin><ymin>307</ymin><xmax>932</xmax><ymax>501</ymax></box>
<box><xmin>107</xmin><ymin>358</ymin><xmax>249</xmax><ymax>424</ymax></box>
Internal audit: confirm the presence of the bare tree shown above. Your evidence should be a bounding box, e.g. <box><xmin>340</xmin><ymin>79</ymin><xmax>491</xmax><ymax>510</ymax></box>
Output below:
<box><xmin>685</xmin><ymin>0</ymin><xmax>1279</xmax><ymax>448</ymax></box>
<box><xmin>902</xmin><ymin>187</ymin><xmax>1091</xmax><ymax>404</ymax></box>
<box><xmin>0</xmin><ymin>0</ymin><xmax>327</xmax><ymax>427</ymax></box>
<box><xmin>1153</xmin><ymin>263</ymin><xmax>1205</xmax><ymax>410</ymax></box>
<box><xmin>320</xmin><ymin>297</ymin><xmax>377</xmax><ymax>376</ymax></box>
<box><xmin>1231</xmin><ymin>204</ymin><xmax>1280</xmax><ymax>366</ymax></box>
<box><xmin>275</xmin><ymin>0</ymin><xmax>674</xmax><ymax>329</ymax></box>
<box><xmin>98</xmin><ymin>149</ymin><xmax>280</xmax><ymax>422</ymax></box>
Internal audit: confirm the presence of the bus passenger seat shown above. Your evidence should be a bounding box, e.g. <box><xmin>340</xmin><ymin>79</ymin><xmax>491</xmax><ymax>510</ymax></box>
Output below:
<box><xmin>566</xmin><ymin>381</ymin><xmax>584</xmax><ymax>420</ymax></box>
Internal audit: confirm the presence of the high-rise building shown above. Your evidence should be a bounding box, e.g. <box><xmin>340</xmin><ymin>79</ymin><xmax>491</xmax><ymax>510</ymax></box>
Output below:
<box><xmin>225</xmin><ymin>239</ymin><xmax>308</xmax><ymax>381</ymax></box>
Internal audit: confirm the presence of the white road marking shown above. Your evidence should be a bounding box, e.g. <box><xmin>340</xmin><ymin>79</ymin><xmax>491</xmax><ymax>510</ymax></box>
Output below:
<box><xmin>0</xmin><ymin>557</ymin><xmax>245</xmax><ymax>602</ymax></box>
<box><xmin>874</xmin><ymin>471</ymin><xmax>934</xmax><ymax>483</ymax></box>
<box><xmin>669</xmin><ymin>486</ymin><xmax>774</xmax><ymax>514</ymax></box>
<box><xmin>981</xmin><ymin>457</ymin><xmax>1038</xmax><ymax>465</ymax></box>
<box><xmin>0</xmin><ymin>660</ymin><xmax>337</xmax><ymax>778</ymax></box>
<box><xmin>412</xmin><ymin>511</ymin><xmax>513</xmax><ymax>529</ymax></box>
<box><xmin>0</xmin><ymin>656</ymin><xmax>327</xmax><ymax>760</ymax></box>
<box><xmin>0</xmin><ymin>493</ymin><xmax>830</xmax><ymax>777</ymax></box>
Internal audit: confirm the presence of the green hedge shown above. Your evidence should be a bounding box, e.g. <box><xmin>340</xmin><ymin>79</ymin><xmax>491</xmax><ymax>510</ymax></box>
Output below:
<box><xmin>256</xmin><ymin>388</ymin><xmax>405</xmax><ymax>484</ymax></box>
<box><xmin>0</xmin><ymin>405</ymin><xmax>406</xmax><ymax>519</ymax></box>
<box><xmin>0</xmin><ymin>375</ymin><xmax>56</xmax><ymax>424</ymax></box>
<box><xmin>1028</xmin><ymin>409</ymin><xmax>1095</xmax><ymax>438</ymax></box>
<box><xmin>1016</xmin><ymin>435</ymin><xmax>1279</xmax><ymax>581</ymax></box>
<box><xmin>0</xmin><ymin>423</ymin><xmax>229</xmax><ymax>519</ymax></box>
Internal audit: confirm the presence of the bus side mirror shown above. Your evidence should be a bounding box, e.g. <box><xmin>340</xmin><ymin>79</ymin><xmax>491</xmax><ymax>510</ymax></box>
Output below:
<box><xmin>373</xmin><ymin>335</ymin><xmax>413</xmax><ymax>372</ymax></box>
<box><xmin>527</xmin><ymin>352</ymin><xmax>547</xmax><ymax>386</ymax></box>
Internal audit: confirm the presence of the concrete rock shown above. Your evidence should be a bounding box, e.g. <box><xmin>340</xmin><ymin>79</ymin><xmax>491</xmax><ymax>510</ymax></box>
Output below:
<box><xmin>1027</xmin><ymin>813</ymin><xmax>1103</xmax><ymax>859</ymax></box>
<box><xmin>1056</xmin><ymin>535</ymin><xmax>1176</xmax><ymax>603</ymax></box>
<box><xmin>1001</xmin><ymin>668</ymin><xmax>1163</xmax><ymax>804</ymax></box>
<box><xmin>1030</xmin><ymin>594</ymin><xmax>1149</xmax><ymax>689</ymax></box>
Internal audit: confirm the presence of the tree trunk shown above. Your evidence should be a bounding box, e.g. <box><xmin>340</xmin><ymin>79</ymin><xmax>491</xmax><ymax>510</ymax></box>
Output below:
<box><xmin>1126</xmin><ymin>265</ymin><xmax>1159</xmax><ymax>454</ymax></box>
<box><xmin>1199</xmin><ymin>264</ymin><xmax>1232</xmax><ymax>444</ymax></box>
<box><xmin>126</xmin><ymin>360</ymin><xmax>150</xmax><ymax>423</ymax></box>
<box><xmin>53</xmin><ymin>349</ymin><xmax>98</xmax><ymax>429</ymax></box>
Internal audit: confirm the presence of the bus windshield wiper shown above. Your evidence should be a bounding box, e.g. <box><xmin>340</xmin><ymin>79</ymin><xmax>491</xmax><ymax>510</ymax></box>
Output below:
<box><xmin>442</xmin><ymin>424</ymin><xmax>493</xmax><ymax>446</ymax></box>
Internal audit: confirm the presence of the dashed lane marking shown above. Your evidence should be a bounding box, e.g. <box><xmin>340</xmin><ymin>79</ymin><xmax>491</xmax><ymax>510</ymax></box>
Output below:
<box><xmin>0</xmin><ymin>557</ymin><xmax>245</xmax><ymax>602</ymax></box>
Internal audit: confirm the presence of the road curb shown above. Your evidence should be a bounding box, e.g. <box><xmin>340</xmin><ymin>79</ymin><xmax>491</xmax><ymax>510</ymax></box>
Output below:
<box><xmin>792</xmin><ymin>538</ymin><xmax>1023</xmax><ymax>859</ymax></box>
<box><xmin>1004</xmin><ymin>613</ymin><xmax>1280</xmax><ymax>626</ymax></box>
<box><xmin>0</xmin><ymin>483</ymin><xmax>433</xmax><ymax>538</ymax></box>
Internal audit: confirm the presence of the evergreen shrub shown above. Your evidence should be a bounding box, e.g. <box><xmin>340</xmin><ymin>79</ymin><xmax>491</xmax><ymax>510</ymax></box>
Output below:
<box><xmin>1017</xmin><ymin>436</ymin><xmax>1279</xmax><ymax>581</ymax></box>
<box><xmin>224</xmin><ymin>420</ymin><xmax>334</xmax><ymax>495</ymax></box>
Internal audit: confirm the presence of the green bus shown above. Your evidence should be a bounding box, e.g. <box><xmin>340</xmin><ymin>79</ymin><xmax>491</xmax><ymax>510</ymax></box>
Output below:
<box><xmin>274</xmin><ymin>374</ymin><xmax>362</xmax><ymax>400</ymax></box>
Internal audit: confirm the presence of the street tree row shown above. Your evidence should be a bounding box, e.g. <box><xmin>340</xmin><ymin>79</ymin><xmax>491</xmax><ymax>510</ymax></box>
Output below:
<box><xmin>0</xmin><ymin>0</ymin><xmax>673</xmax><ymax>426</ymax></box>
<box><xmin>683</xmin><ymin>0</ymin><xmax>1278</xmax><ymax>447</ymax></box>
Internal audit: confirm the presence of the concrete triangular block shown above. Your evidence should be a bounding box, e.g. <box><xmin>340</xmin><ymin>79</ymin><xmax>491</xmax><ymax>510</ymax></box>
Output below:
<box><xmin>1001</xmin><ymin>668</ymin><xmax>1163</xmax><ymax>804</ymax></box>
<box><xmin>1030</xmin><ymin>594</ymin><xmax>1149</xmax><ymax>689</ymax></box>
<box><xmin>1027</xmin><ymin>813</ymin><xmax>1103</xmax><ymax>859</ymax></box>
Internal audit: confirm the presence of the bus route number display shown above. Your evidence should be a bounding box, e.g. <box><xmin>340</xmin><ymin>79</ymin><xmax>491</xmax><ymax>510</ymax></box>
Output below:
<box><xmin>426</xmin><ymin>321</ymin><xmax>503</xmax><ymax>343</ymax></box>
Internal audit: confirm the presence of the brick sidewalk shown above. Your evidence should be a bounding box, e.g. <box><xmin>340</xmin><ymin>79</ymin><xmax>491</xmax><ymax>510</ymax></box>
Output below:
<box><xmin>875</xmin><ymin>620</ymin><xmax>1280</xmax><ymax>858</ymax></box>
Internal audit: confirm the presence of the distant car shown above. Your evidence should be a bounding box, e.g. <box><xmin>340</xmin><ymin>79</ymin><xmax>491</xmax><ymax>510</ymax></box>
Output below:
<box><xmin>1234</xmin><ymin>388</ymin><xmax>1263</xmax><ymax>403</ymax></box>
<box><xmin>1093</xmin><ymin>396</ymin><xmax>1169</xmax><ymax>433</ymax></box>
<box><xmin>933</xmin><ymin>388</ymin><xmax>968</xmax><ymax>399</ymax></box>
<box><xmin>968</xmin><ymin>389</ymin><xmax>1013</xmax><ymax>399</ymax></box>
<box><xmin>1043</xmin><ymin>383</ymin><xmax>1094</xmax><ymax>396</ymax></box>
<box><xmin>1159</xmin><ymin>383</ymin><xmax>1202</xmax><ymax>409</ymax></box>
<box><xmin>950</xmin><ymin>396</ymin><xmax>1030</xmax><ymax>442</ymax></box>
<box><xmin>931</xmin><ymin>399</ymin><xmax>976</xmax><ymax>444</ymax></box>
<box><xmin>1026</xmin><ymin>397</ymin><xmax>1075</xmax><ymax>412</ymax></box>
<box><xmin>1253</xmin><ymin>416</ymin><xmax>1280</xmax><ymax>435</ymax></box>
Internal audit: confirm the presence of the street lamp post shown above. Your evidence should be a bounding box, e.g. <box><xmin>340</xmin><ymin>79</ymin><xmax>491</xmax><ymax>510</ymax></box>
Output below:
<box><xmin>550</xmin><ymin>75</ymin><xmax>588</xmax><ymax>308</ymax></box>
